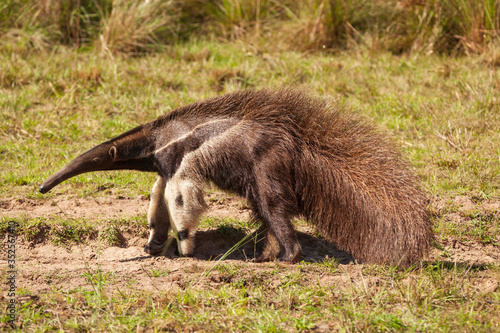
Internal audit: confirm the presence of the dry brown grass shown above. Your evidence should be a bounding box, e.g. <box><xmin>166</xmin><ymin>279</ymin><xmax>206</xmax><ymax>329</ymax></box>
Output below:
<box><xmin>2</xmin><ymin>0</ymin><xmax>499</xmax><ymax>55</ymax></box>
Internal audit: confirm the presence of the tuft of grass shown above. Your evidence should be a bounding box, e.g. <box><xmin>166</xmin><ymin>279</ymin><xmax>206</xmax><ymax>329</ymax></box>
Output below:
<box><xmin>204</xmin><ymin>0</ymin><xmax>283</xmax><ymax>40</ymax></box>
<box><xmin>439</xmin><ymin>0</ymin><xmax>500</xmax><ymax>54</ymax></box>
<box><xmin>98</xmin><ymin>225</ymin><xmax>122</xmax><ymax>246</ymax></box>
<box><xmin>151</xmin><ymin>268</ymin><xmax>171</xmax><ymax>277</ymax></box>
<box><xmin>316</xmin><ymin>257</ymin><xmax>340</xmax><ymax>273</ymax></box>
<box><xmin>97</xmin><ymin>0</ymin><xmax>179</xmax><ymax>55</ymax></box>
<box><xmin>81</xmin><ymin>246</ymin><xmax>110</xmax><ymax>305</ymax></box>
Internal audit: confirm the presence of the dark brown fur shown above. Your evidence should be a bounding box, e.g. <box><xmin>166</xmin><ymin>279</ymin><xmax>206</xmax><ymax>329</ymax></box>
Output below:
<box><xmin>40</xmin><ymin>89</ymin><xmax>433</xmax><ymax>267</ymax></box>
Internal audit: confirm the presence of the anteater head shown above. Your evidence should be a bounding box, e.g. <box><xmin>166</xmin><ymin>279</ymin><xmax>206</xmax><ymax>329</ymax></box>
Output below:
<box><xmin>39</xmin><ymin>125</ymin><xmax>156</xmax><ymax>194</ymax></box>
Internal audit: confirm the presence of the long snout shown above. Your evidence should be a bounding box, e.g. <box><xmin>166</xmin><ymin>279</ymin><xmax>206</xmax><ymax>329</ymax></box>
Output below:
<box><xmin>39</xmin><ymin>143</ymin><xmax>116</xmax><ymax>193</ymax></box>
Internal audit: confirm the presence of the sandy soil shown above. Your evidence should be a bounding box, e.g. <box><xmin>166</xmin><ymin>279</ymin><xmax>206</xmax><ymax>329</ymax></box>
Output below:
<box><xmin>1</xmin><ymin>193</ymin><xmax>499</xmax><ymax>295</ymax></box>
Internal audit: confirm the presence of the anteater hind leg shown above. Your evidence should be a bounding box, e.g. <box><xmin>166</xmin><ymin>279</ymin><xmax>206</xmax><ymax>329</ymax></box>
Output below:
<box><xmin>254</xmin><ymin>227</ymin><xmax>280</xmax><ymax>262</ymax></box>
<box><xmin>251</xmin><ymin>213</ymin><xmax>280</xmax><ymax>262</ymax></box>
<box><xmin>264</xmin><ymin>212</ymin><xmax>302</xmax><ymax>263</ymax></box>
<box><xmin>164</xmin><ymin>174</ymin><xmax>207</xmax><ymax>257</ymax></box>
<box><xmin>145</xmin><ymin>176</ymin><xmax>170</xmax><ymax>255</ymax></box>
<box><xmin>250</xmin><ymin>194</ymin><xmax>302</xmax><ymax>263</ymax></box>
<box><xmin>256</xmin><ymin>182</ymin><xmax>302</xmax><ymax>263</ymax></box>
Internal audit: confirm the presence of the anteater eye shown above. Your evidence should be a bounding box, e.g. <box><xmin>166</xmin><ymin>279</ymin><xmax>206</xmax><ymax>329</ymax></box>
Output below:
<box><xmin>150</xmin><ymin>224</ymin><xmax>155</xmax><ymax>229</ymax></box>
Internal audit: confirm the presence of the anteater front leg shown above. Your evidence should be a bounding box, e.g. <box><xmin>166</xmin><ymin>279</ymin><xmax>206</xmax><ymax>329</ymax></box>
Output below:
<box><xmin>144</xmin><ymin>176</ymin><xmax>170</xmax><ymax>255</ymax></box>
<box><xmin>164</xmin><ymin>173</ymin><xmax>207</xmax><ymax>257</ymax></box>
<box><xmin>152</xmin><ymin>118</ymin><xmax>237</xmax><ymax>256</ymax></box>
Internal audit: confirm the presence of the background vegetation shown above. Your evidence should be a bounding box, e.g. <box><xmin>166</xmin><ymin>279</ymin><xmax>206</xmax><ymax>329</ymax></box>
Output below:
<box><xmin>1</xmin><ymin>0</ymin><xmax>500</xmax><ymax>55</ymax></box>
<box><xmin>1</xmin><ymin>0</ymin><xmax>499</xmax><ymax>331</ymax></box>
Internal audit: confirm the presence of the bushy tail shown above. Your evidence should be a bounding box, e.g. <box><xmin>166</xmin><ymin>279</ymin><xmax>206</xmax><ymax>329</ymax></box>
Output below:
<box><xmin>296</xmin><ymin>113</ymin><xmax>432</xmax><ymax>267</ymax></box>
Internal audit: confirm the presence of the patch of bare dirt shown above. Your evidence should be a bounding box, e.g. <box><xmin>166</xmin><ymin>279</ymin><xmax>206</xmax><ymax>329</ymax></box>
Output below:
<box><xmin>431</xmin><ymin>195</ymin><xmax>500</xmax><ymax>215</ymax></box>
<box><xmin>0</xmin><ymin>196</ymin><xmax>150</xmax><ymax>220</ymax></box>
<box><xmin>0</xmin><ymin>192</ymin><xmax>250</xmax><ymax>221</ymax></box>
<box><xmin>205</xmin><ymin>192</ymin><xmax>251</xmax><ymax>221</ymax></box>
<box><xmin>430</xmin><ymin>195</ymin><xmax>500</xmax><ymax>265</ymax></box>
<box><xmin>1</xmin><ymin>193</ymin><xmax>499</xmax><ymax>295</ymax></box>
<box><xmin>434</xmin><ymin>239</ymin><xmax>500</xmax><ymax>264</ymax></box>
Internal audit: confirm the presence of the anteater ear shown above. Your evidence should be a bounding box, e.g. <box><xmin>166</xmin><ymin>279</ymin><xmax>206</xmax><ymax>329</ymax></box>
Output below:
<box><xmin>108</xmin><ymin>146</ymin><xmax>117</xmax><ymax>160</ymax></box>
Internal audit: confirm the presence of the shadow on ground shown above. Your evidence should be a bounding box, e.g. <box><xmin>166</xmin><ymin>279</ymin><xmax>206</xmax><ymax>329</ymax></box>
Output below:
<box><xmin>145</xmin><ymin>228</ymin><xmax>354</xmax><ymax>264</ymax></box>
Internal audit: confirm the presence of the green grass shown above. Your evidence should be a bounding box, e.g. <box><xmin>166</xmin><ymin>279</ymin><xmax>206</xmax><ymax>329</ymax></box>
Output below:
<box><xmin>1</xmin><ymin>41</ymin><xmax>498</xmax><ymax>198</ymax></box>
<box><xmin>3</xmin><ymin>260</ymin><xmax>499</xmax><ymax>331</ymax></box>
<box><xmin>0</xmin><ymin>215</ymin><xmax>148</xmax><ymax>246</ymax></box>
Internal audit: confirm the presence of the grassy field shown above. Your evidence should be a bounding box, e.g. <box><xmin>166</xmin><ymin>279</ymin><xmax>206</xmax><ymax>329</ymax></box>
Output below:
<box><xmin>1</xmin><ymin>40</ymin><xmax>499</xmax><ymax>198</ymax></box>
<box><xmin>1</xmin><ymin>0</ymin><xmax>500</xmax><ymax>331</ymax></box>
